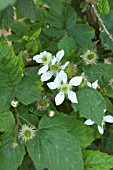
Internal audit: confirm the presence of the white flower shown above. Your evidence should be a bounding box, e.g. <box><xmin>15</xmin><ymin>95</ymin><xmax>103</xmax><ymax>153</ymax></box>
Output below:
<box><xmin>108</xmin><ymin>78</ymin><xmax>113</xmax><ymax>89</ymax></box>
<box><xmin>41</xmin><ymin>50</ymin><xmax>69</xmax><ymax>81</ymax></box>
<box><xmin>80</xmin><ymin>49</ymin><xmax>98</xmax><ymax>65</ymax></box>
<box><xmin>11</xmin><ymin>100</ymin><xmax>19</xmax><ymax>107</ymax></box>
<box><xmin>47</xmin><ymin>70</ymin><xmax>82</xmax><ymax>105</ymax></box>
<box><xmin>87</xmin><ymin>80</ymin><xmax>98</xmax><ymax>89</ymax></box>
<box><xmin>18</xmin><ymin>124</ymin><xmax>36</xmax><ymax>142</ymax></box>
<box><xmin>33</xmin><ymin>51</ymin><xmax>52</xmax><ymax>75</ymax></box>
<box><xmin>81</xmin><ymin>72</ymin><xmax>98</xmax><ymax>89</ymax></box>
<box><xmin>84</xmin><ymin>110</ymin><xmax>113</xmax><ymax>134</ymax></box>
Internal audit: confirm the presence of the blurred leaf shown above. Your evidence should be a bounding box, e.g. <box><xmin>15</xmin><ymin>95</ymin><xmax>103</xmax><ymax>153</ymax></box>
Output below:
<box><xmin>96</xmin><ymin>0</ymin><xmax>110</xmax><ymax>15</ymax></box>
<box><xmin>83</xmin><ymin>150</ymin><xmax>113</xmax><ymax>170</ymax></box>
<box><xmin>1</xmin><ymin>6</ymin><xmax>14</xmax><ymax>29</ymax></box>
<box><xmin>0</xmin><ymin>0</ymin><xmax>16</xmax><ymax>10</ymax></box>
<box><xmin>100</xmin><ymin>10</ymin><xmax>113</xmax><ymax>51</ymax></box>
<box><xmin>15</xmin><ymin>0</ymin><xmax>36</xmax><ymax>20</ymax></box>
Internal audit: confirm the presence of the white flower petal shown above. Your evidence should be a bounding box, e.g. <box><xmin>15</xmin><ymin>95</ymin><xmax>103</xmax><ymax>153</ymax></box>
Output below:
<box><xmin>92</xmin><ymin>80</ymin><xmax>98</xmax><ymax>89</ymax></box>
<box><xmin>98</xmin><ymin>125</ymin><xmax>104</xmax><ymax>134</ymax></box>
<box><xmin>84</xmin><ymin>119</ymin><xmax>94</xmax><ymax>125</ymax></box>
<box><xmin>67</xmin><ymin>91</ymin><xmax>78</xmax><ymax>103</ymax></box>
<box><xmin>51</xmin><ymin>57</ymin><xmax>57</xmax><ymax>65</ymax></box>
<box><xmin>69</xmin><ymin>76</ymin><xmax>83</xmax><ymax>86</ymax></box>
<box><xmin>87</xmin><ymin>82</ymin><xmax>92</xmax><ymax>88</ymax></box>
<box><xmin>58</xmin><ymin>70</ymin><xmax>67</xmax><ymax>83</ymax></box>
<box><xmin>47</xmin><ymin>82</ymin><xmax>58</xmax><ymax>89</ymax></box>
<box><xmin>104</xmin><ymin>115</ymin><xmax>113</xmax><ymax>123</ymax></box>
<box><xmin>38</xmin><ymin>64</ymin><xmax>49</xmax><ymax>75</ymax></box>
<box><xmin>60</xmin><ymin>61</ymin><xmax>69</xmax><ymax>70</ymax></box>
<box><xmin>56</xmin><ymin>50</ymin><xmax>64</xmax><ymax>63</ymax></box>
<box><xmin>41</xmin><ymin>71</ymin><xmax>53</xmax><ymax>81</ymax></box>
<box><xmin>55</xmin><ymin>92</ymin><xmax>65</xmax><ymax>105</ymax></box>
<box><xmin>33</xmin><ymin>55</ymin><xmax>42</xmax><ymax>63</ymax></box>
<box><xmin>104</xmin><ymin>109</ymin><xmax>106</xmax><ymax>113</ymax></box>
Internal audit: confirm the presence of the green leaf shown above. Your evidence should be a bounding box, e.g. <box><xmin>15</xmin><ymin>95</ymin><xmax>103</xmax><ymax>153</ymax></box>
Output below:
<box><xmin>26</xmin><ymin>40</ymin><xmax>38</xmax><ymax>55</ymax></box>
<box><xmin>0</xmin><ymin>111</ymin><xmax>15</xmax><ymax>132</ymax></box>
<box><xmin>58</xmin><ymin>35</ymin><xmax>76</xmax><ymax>58</ymax></box>
<box><xmin>0</xmin><ymin>41</ymin><xmax>23</xmax><ymax>111</ymax></box>
<box><xmin>27</xmin><ymin>114</ymin><xmax>84</xmax><ymax>170</ymax></box>
<box><xmin>16</xmin><ymin>0</ymin><xmax>36</xmax><ymax>20</ymax></box>
<box><xmin>83</xmin><ymin>150</ymin><xmax>113</xmax><ymax>170</ymax></box>
<box><xmin>0</xmin><ymin>0</ymin><xmax>16</xmax><ymax>10</ymax></box>
<box><xmin>100</xmin><ymin>10</ymin><xmax>113</xmax><ymax>51</ymax></box>
<box><xmin>0</xmin><ymin>133</ymin><xmax>25</xmax><ymax>170</ymax></box>
<box><xmin>2</xmin><ymin>6</ymin><xmax>14</xmax><ymax>29</ymax></box>
<box><xmin>69</xmin><ymin>120</ymin><xmax>95</xmax><ymax>148</ymax></box>
<box><xmin>42</xmin><ymin>0</ymin><xmax>64</xmax><ymax>14</ymax></box>
<box><xmin>96</xmin><ymin>0</ymin><xmax>110</xmax><ymax>15</ymax></box>
<box><xmin>70</xmin><ymin>24</ymin><xmax>95</xmax><ymax>48</ymax></box>
<box><xmin>77</xmin><ymin>88</ymin><xmax>106</xmax><ymax>125</ymax></box>
<box><xmin>11</xmin><ymin>21</ymin><xmax>29</xmax><ymax>38</ymax></box>
<box><xmin>43</xmin><ymin>5</ymin><xmax>77</xmax><ymax>38</ymax></box>
<box><xmin>83</xmin><ymin>63</ymin><xmax>109</xmax><ymax>82</ymax></box>
<box><xmin>15</xmin><ymin>74</ymin><xmax>43</xmax><ymax>105</ymax></box>
<box><xmin>104</xmin><ymin>97</ymin><xmax>113</xmax><ymax>113</ymax></box>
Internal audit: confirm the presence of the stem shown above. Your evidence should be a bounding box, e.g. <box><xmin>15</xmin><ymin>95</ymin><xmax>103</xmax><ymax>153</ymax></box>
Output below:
<box><xmin>13</xmin><ymin>108</ymin><xmax>22</xmax><ymax>143</ymax></box>
<box><xmin>18</xmin><ymin>114</ymin><xmax>37</xmax><ymax>128</ymax></box>
<box><xmin>91</xmin><ymin>4</ymin><xmax>113</xmax><ymax>42</ymax></box>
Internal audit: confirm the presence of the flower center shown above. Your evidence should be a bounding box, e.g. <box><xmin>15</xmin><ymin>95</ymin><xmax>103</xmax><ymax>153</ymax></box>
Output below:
<box><xmin>87</xmin><ymin>53</ymin><xmax>95</xmax><ymax>60</ymax></box>
<box><xmin>61</xmin><ymin>84</ymin><xmax>70</xmax><ymax>93</ymax></box>
<box><xmin>39</xmin><ymin>98</ymin><xmax>47</xmax><ymax>106</ymax></box>
<box><xmin>42</xmin><ymin>56</ymin><xmax>48</xmax><ymax>63</ymax></box>
<box><xmin>24</xmin><ymin>130</ymin><xmax>31</xmax><ymax>138</ymax></box>
<box><xmin>50</xmin><ymin>64</ymin><xmax>60</xmax><ymax>72</ymax></box>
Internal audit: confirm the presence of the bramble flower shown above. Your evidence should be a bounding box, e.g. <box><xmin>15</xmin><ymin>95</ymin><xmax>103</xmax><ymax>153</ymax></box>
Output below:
<box><xmin>108</xmin><ymin>78</ymin><xmax>113</xmax><ymax>89</ymax></box>
<box><xmin>33</xmin><ymin>51</ymin><xmax>52</xmax><ymax>75</ymax></box>
<box><xmin>80</xmin><ymin>72</ymin><xmax>98</xmax><ymax>89</ymax></box>
<box><xmin>47</xmin><ymin>70</ymin><xmax>82</xmax><ymax>106</ymax></box>
<box><xmin>36</xmin><ymin>95</ymin><xmax>50</xmax><ymax>111</ymax></box>
<box><xmin>84</xmin><ymin>110</ymin><xmax>113</xmax><ymax>134</ymax></box>
<box><xmin>18</xmin><ymin>124</ymin><xmax>36</xmax><ymax>142</ymax></box>
<box><xmin>87</xmin><ymin>80</ymin><xmax>98</xmax><ymax>89</ymax></box>
<box><xmin>80</xmin><ymin>49</ymin><xmax>98</xmax><ymax>65</ymax></box>
<box><xmin>41</xmin><ymin>50</ymin><xmax>69</xmax><ymax>81</ymax></box>
<box><xmin>11</xmin><ymin>100</ymin><xmax>19</xmax><ymax>107</ymax></box>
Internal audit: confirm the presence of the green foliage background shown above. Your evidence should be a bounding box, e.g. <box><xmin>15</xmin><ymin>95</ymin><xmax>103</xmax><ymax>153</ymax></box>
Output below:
<box><xmin>0</xmin><ymin>0</ymin><xmax>113</xmax><ymax>170</ymax></box>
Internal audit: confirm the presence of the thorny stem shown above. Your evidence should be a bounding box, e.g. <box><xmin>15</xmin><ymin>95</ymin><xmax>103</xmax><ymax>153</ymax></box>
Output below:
<box><xmin>13</xmin><ymin>108</ymin><xmax>22</xmax><ymax>143</ymax></box>
<box><xmin>91</xmin><ymin>4</ymin><xmax>113</xmax><ymax>42</ymax></box>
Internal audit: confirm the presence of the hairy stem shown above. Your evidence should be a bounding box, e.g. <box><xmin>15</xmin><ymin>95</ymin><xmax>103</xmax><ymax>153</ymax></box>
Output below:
<box><xmin>91</xmin><ymin>4</ymin><xmax>113</xmax><ymax>42</ymax></box>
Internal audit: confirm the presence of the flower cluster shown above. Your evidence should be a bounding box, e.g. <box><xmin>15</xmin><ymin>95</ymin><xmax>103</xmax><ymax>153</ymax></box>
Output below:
<box><xmin>33</xmin><ymin>50</ymin><xmax>84</xmax><ymax>105</ymax></box>
<box><xmin>33</xmin><ymin>50</ymin><xmax>69</xmax><ymax>82</ymax></box>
